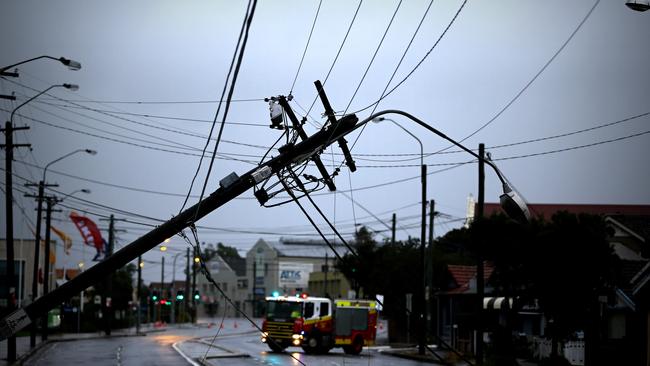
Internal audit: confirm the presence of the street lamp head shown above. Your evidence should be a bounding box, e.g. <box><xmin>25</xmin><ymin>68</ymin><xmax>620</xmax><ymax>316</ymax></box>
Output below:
<box><xmin>499</xmin><ymin>186</ymin><xmax>531</xmax><ymax>224</ymax></box>
<box><xmin>84</xmin><ymin>149</ymin><xmax>97</xmax><ymax>155</ymax></box>
<box><xmin>63</xmin><ymin>83</ymin><xmax>79</xmax><ymax>91</ymax></box>
<box><xmin>626</xmin><ymin>0</ymin><xmax>650</xmax><ymax>11</ymax></box>
<box><xmin>59</xmin><ymin>57</ymin><xmax>82</xmax><ymax>70</ymax></box>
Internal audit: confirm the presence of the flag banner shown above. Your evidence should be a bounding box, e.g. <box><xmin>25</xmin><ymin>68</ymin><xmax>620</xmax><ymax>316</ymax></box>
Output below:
<box><xmin>50</xmin><ymin>225</ymin><xmax>73</xmax><ymax>255</ymax></box>
<box><xmin>69</xmin><ymin>211</ymin><xmax>105</xmax><ymax>260</ymax></box>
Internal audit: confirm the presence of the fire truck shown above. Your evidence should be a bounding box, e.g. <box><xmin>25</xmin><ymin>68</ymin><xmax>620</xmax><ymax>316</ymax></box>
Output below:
<box><xmin>261</xmin><ymin>294</ymin><xmax>377</xmax><ymax>355</ymax></box>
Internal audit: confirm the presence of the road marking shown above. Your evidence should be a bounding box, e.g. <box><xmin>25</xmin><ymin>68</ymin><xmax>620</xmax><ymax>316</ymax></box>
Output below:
<box><xmin>172</xmin><ymin>341</ymin><xmax>202</xmax><ymax>366</ymax></box>
<box><xmin>116</xmin><ymin>345</ymin><xmax>123</xmax><ymax>366</ymax></box>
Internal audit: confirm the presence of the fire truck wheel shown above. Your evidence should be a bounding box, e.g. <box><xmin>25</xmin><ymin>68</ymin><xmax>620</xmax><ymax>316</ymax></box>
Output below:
<box><xmin>301</xmin><ymin>334</ymin><xmax>322</xmax><ymax>354</ymax></box>
<box><xmin>343</xmin><ymin>335</ymin><xmax>363</xmax><ymax>355</ymax></box>
<box><xmin>268</xmin><ymin>341</ymin><xmax>287</xmax><ymax>353</ymax></box>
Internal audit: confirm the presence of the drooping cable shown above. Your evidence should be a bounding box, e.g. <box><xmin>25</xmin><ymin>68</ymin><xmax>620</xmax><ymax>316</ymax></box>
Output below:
<box><xmin>185</xmin><ymin>226</ymin><xmax>306</xmax><ymax>366</ymax></box>
<box><xmin>344</xmin><ymin>0</ymin><xmax>403</xmax><ymax>114</ymax></box>
<box><xmin>179</xmin><ymin>0</ymin><xmax>254</xmax><ymax>213</ymax></box>
<box><xmin>451</xmin><ymin>0</ymin><xmax>602</xmax><ymax>146</ymax></box>
<box><xmin>287</xmin><ymin>170</ymin><xmax>358</xmax><ymax>257</ymax></box>
<box><xmin>278</xmin><ymin>173</ymin><xmax>344</xmax><ymax>262</ymax></box>
<box><xmin>306</xmin><ymin>0</ymin><xmax>363</xmax><ymax>117</ymax></box>
<box><xmin>347</xmin><ymin>169</ymin><xmax>358</xmax><ymax>228</ymax></box>
<box><xmin>190</xmin><ymin>0</ymin><xmax>258</xmax><ymax>219</ymax></box>
<box><xmin>368</xmin><ymin>0</ymin><xmax>434</xmax><ymax>117</ymax></box>
<box><xmin>289</xmin><ymin>0</ymin><xmax>323</xmax><ymax>95</ymax></box>
<box><xmin>349</xmin><ymin>0</ymin><xmax>468</xmax><ymax>115</ymax></box>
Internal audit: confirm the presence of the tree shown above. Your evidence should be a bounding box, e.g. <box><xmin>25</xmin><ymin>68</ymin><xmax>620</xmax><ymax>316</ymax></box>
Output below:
<box><xmin>336</xmin><ymin>227</ymin><xmax>422</xmax><ymax>342</ymax></box>
<box><xmin>437</xmin><ymin>212</ymin><xmax>619</xmax><ymax>362</ymax></box>
<box><xmin>200</xmin><ymin>242</ymin><xmax>241</xmax><ymax>262</ymax></box>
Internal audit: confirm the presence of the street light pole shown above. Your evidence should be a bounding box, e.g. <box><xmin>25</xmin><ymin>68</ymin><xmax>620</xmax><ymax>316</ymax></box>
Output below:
<box><xmin>476</xmin><ymin>143</ymin><xmax>485</xmax><ymax>365</ymax></box>
<box><xmin>372</xmin><ymin>116</ymin><xmax>427</xmax><ymax>354</ymax></box>
<box><xmin>160</xmin><ymin>256</ymin><xmax>165</xmax><ymax>323</ymax></box>
<box><xmin>7</xmin><ymin>83</ymin><xmax>78</xmax><ymax>350</ymax></box>
<box><xmin>28</xmin><ymin>148</ymin><xmax>94</xmax><ymax>344</ymax></box>
<box><xmin>136</xmin><ymin>257</ymin><xmax>142</xmax><ymax>333</ymax></box>
<box><xmin>171</xmin><ymin>251</ymin><xmax>182</xmax><ymax>324</ymax></box>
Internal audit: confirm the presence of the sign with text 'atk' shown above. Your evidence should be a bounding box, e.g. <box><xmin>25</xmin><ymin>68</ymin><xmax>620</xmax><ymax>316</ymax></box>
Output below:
<box><xmin>278</xmin><ymin>262</ymin><xmax>313</xmax><ymax>288</ymax></box>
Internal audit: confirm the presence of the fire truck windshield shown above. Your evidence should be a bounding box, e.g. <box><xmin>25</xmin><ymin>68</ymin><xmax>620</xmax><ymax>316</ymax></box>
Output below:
<box><xmin>266</xmin><ymin>301</ymin><xmax>302</xmax><ymax>321</ymax></box>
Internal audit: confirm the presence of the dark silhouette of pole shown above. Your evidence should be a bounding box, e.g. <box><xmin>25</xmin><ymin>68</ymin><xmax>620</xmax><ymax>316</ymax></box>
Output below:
<box><xmin>41</xmin><ymin>198</ymin><xmax>54</xmax><ymax>341</ymax></box>
<box><xmin>101</xmin><ymin>215</ymin><xmax>115</xmax><ymax>335</ymax></box>
<box><xmin>391</xmin><ymin>213</ymin><xmax>396</xmax><ymax>246</ymax></box>
<box><xmin>136</xmin><ymin>256</ymin><xmax>141</xmax><ymax>333</ymax></box>
<box><xmin>160</xmin><ymin>256</ymin><xmax>164</xmax><ymax>322</ymax></box>
<box><xmin>252</xmin><ymin>261</ymin><xmax>257</xmax><ymax>317</ymax></box>
<box><xmin>192</xmin><ymin>247</ymin><xmax>197</xmax><ymax>323</ymax></box>
<box><xmin>184</xmin><ymin>248</ymin><xmax>190</xmax><ymax>323</ymax></box>
<box><xmin>418</xmin><ymin>164</ymin><xmax>427</xmax><ymax>355</ymax></box>
<box><xmin>428</xmin><ymin>199</ymin><xmax>435</xmax><ymax>344</ymax></box>
<box><xmin>476</xmin><ymin>143</ymin><xmax>485</xmax><ymax>365</ymax></box>
<box><xmin>2</xmin><ymin>121</ymin><xmax>29</xmax><ymax>362</ymax></box>
<box><xmin>29</xmin><ymin>182</ymin><xmax>43</xmax><ymax>348</ymax></box>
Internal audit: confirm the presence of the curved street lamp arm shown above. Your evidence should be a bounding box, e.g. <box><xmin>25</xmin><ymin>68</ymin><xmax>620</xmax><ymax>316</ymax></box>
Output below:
<box><xmin>10</xmin><ymin>85</ymin><xmax>60</xmax><ymax>123</ymax></box>
<box><xmin>357</xmin><ymin>110</ymin><xmax>510</xmax><ymax>190</ymax></box>
<box><xmin>374</xmin><ymin>117</ymin><xmax>424</xmax><ymax>167</ymax></box>
<box><xmin>42</xmin><ymin>149</ymin><xmax>87</xmax><ymax>182</ymax></box>
<box><xmin>1</xmin><ymin>55</ymin><xmax>81</xmax><ymax>73</ymax></box>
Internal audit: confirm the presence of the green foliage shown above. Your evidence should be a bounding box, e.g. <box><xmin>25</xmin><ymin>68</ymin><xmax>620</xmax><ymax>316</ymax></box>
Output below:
<box><xmin>437</xmin><ymin>212</ymin><xmax>619</xmax><ymax>339</ymax></box>
<box><xmin>336</xmin><ymin>226</ymin><xmax>421</xmax><ymax>318</ymax></box>
<box><xmin>92</xmin><ymin>264</ymin><xmax>135</xmax><ymax>311</ymax></box>
<box><xmin>201</xmin><ymin>242</ymin><xmax>241</xmax><ymax>262</ymax></box>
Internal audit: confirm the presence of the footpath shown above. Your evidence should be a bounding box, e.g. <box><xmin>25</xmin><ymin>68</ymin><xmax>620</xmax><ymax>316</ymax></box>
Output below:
<box><xmin>0</xmin><ymin>323</ymin><xmax>163</xmax><ymax>366</ymax></box>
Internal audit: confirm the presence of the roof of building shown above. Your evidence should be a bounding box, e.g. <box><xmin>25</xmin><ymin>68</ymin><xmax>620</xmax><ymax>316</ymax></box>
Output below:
<box><xmin>256</xmin><ymin>238</ymin><xmax>353</xmax><ymax>259</ymax></box>
<box><xmin>483</xmin><ymin>203</ymin><xmax>650</xmax><ymax>220</ymax></box>
<box><xmin>223</xmin><ymin>256</ymin><xmax>246</xmax><ymax>276</ymax></box>
<box><xmin>445</xmin><ymin>263</ymin><xmax>494</xmax><ymax>294</ymax></box>
<box><xmin>55</xmin><ymin>268</ymin><xmax>79</xmax><ymax>280</ymax></box>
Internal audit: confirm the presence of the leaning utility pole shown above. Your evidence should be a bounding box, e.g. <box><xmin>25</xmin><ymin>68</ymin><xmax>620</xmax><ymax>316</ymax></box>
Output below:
<box><xmin>0</xmin><ymin>80</ymin><xmax>359</xmax><ymax>339</ymax></box>
<box><xmin>1</xmin><ymin>121</ymin><xmax>30</xmax><ymax>362</ymax></box>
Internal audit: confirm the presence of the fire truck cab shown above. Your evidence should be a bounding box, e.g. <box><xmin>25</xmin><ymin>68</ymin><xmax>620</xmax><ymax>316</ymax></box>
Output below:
<box><xmin>261</xmin><ymin>294</ymin><xmax>377</xmax><ymax>355</ymax></box>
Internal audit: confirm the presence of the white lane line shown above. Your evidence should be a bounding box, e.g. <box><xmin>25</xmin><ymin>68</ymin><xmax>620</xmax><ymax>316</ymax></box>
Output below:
<box><xmin>172</xmin><ymin>341</ymin><xmax>202</xmax><ymax>366</ymax></box>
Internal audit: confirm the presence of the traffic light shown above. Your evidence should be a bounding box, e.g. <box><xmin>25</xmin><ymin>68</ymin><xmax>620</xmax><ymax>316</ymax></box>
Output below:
<box><xmin>176</xmin><ymin>291</ymin><xmax>184</xmax><ymax>301</ymax></box>
<box><xmin>152</xmin><ymin>292</ymin><xmax>158</xmax><ymax>301</ymax></box>
<box><xmin>160</xmin><ymin>298</ymin><xmax>167</xmax><ymax>305</ymax></box>
<box><xmin>193</xmin><ymin>290</ymin><xmax>200</xmax><ymax>301</ymax></box>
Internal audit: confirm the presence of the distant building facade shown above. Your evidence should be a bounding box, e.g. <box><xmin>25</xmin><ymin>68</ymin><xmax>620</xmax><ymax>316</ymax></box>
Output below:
<box><xmin>0</xmin><ymin>238</ymin><xmax>56</xmax><ymax>309</ymax></box>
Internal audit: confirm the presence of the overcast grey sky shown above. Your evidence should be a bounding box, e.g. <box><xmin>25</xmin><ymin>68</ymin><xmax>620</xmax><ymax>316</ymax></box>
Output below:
<box><xmin>2</xmin><ymin>0</ymin><xmax>649</xmax><ymax>284</ymax></box>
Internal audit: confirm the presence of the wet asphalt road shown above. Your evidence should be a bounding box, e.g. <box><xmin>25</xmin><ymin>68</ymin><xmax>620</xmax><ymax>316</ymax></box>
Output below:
<box><xmin>22</xmin><ymin>320</ymin><xmax>432</xmax><ymax>366</ymax></box>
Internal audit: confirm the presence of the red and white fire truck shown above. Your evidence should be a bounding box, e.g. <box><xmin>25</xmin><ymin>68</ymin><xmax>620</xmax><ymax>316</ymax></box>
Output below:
<box><xmin>261</xmin><ymin>294</ymin><xmax>377</xmax><ymax>355</ymax></box>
